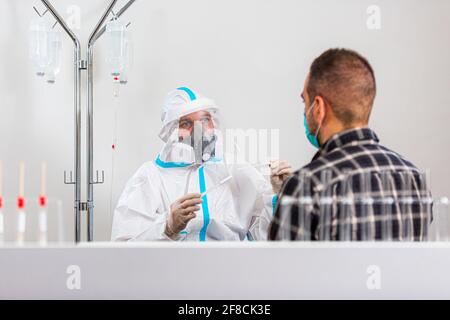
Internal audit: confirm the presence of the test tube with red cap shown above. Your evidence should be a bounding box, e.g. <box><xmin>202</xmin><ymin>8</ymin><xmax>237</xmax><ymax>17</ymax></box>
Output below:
<box><xmin>38</xmin><ymin>162</ymin><xmax>48</xmax><ymax>245</ymax></box>
<box><xmin>17</xmin><ymin>162</ymin><xmax>26</xmax><ymax>245</ymax></box>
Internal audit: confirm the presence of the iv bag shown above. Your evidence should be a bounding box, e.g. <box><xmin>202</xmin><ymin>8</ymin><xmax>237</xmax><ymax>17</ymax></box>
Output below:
<box><xmin>29</xmin><ymin>18</ymin><xmax>51</xmax><ymax>76</ymax></box>
<box><xmin>45</xmin><ymin>30</ymin><xmax>63</xmax><ymax>84</ymax></box>
<box><xmin>119</xmin><ymin>29</ymin><xmax>133</xmax><ymax>85</ymax></box>
<box><xmin>105</xmin><ymin>18</ymin><xmax>130</xmax><ymax>77</ymax></box>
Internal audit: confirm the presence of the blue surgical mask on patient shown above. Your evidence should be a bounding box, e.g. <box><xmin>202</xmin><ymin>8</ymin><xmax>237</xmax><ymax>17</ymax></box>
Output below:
<box><xmin>303</xmin><ymin>101</ymin><xmax>321</xmax><ymax>149</ymax></box>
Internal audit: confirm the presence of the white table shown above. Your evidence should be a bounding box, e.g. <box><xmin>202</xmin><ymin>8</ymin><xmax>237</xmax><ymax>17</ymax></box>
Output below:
<box><xmin>0</xmin><ymin>242</ymin><xmax>449</xmax><ymax>299</ymax></box>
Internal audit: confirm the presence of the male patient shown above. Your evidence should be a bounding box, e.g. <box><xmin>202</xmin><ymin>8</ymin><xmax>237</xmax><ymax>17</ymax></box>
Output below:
<box><xmin>269</xmin><ymin>48</ymin><xmax>432</xmax><ymax>241</ymax></box>
<box><xmin>112</xmin><ymin>87</ymin><xmax>292</xmax><ymax>241</ymax></box>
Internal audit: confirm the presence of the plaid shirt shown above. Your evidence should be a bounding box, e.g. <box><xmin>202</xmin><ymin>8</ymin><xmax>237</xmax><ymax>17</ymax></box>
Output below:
<box><xmin>269</xmin><ymin>128</ymin><xmax>432</xmax><ymax>241</ymax></box>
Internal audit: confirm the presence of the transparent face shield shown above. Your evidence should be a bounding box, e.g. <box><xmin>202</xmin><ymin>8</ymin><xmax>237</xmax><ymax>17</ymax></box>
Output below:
<box><xmin>158</xmin><ymin>108</ymin><xmax>237</xmax><ymax>203</ymax></box>
<box><xmin>159</xmin><ymin>109</ymin><xmax>223</xmax><ymax>165</ymax></box>
<box><xmin>178</xmin><ymin>118</ymin><xmax>218</xmax><ymax>164</ymax></box>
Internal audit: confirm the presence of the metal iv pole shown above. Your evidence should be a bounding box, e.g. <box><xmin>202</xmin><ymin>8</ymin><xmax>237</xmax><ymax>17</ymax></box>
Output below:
<box><xmin>87</xmin><ymin>0</ymin><xmax>136</xmax><ymax>242</ymax></box>
<box><xmin>37</xmin><ymin>0</ymin><xmax>136</xmax><ymax>242</ymax></box>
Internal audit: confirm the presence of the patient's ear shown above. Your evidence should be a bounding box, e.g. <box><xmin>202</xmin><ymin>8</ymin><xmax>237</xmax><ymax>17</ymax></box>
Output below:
<box><xmin>314</xmin><ymin>96</ymin><xmax>327</xmax><ymax>124</ymax></box>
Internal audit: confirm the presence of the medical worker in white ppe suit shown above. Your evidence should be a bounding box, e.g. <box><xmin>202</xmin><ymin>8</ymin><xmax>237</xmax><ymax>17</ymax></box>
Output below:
<box><xmin>111</xmin><ymin>87</ymin><xmax>292</xmax><ymax>241</ymax></box>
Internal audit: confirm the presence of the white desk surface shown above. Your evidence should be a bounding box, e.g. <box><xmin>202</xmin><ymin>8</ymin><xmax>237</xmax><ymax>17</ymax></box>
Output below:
<box><xmin>1</xmin><ymin>242</ymin><xmax>449</xmax><ymax>299</ymax></box>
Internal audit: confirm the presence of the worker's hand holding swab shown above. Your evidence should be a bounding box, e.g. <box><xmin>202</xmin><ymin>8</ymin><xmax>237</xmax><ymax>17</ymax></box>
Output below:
<box><xmin>270</xmin><ymin>160</ymin><xmax>293</xmax><ymax>194</ymax></box>
<box><xmin>165</xmin><ymin>193</ymin><xmax>202</xmax><ymax>240</ymax></box>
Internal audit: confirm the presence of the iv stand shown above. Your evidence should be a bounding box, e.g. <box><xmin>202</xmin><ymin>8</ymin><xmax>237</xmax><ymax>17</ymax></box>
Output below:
<box><xmin>38</xmin><ymin>0</ymin><xmax>136</xmax><ymax>242</ymax></box>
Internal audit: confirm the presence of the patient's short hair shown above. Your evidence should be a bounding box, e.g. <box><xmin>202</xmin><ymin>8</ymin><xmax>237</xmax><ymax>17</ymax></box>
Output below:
<box><xmin>307</xmin><ymin>48</ymin><xmax>376</xmax><ymax>126</ymax></box>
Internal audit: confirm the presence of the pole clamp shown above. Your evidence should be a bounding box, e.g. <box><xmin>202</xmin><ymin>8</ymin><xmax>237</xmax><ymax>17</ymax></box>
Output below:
<box><xmin>79</xmin><ymin>202</ymin><xmax>88</xmax><ymax>211</ymax></box>
<box><xmin>78</xmin><ymin>60</ymin><xmax>87</xmax><ymax>70</ymax></box>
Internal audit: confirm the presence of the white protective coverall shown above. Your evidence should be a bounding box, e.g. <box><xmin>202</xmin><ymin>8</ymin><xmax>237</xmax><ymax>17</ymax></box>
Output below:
<box><xmin>111</xmin><ymin>87</ymin><xmax>277</xmax><ymax>241</ymax></box>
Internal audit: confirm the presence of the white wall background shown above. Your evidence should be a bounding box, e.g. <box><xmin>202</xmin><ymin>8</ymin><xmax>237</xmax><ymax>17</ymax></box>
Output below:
<box><xmin>0</xmin><ymin>0</ymin><xmax>449</xmax><ymax>242</ymax></box>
